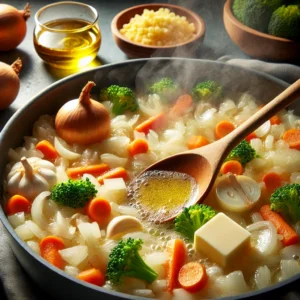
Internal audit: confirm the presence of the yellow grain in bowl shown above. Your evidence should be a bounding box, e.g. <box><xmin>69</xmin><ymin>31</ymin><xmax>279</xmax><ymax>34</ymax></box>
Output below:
<box><xmin>120</xmin><ymin>8</ymin><xmax>196</xmax><ymax>46</ymax></box>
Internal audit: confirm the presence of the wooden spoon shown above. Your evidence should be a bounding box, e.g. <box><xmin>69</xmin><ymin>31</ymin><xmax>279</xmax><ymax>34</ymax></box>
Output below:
<box><xmin>138</xmin><ymin>79</ymin><xmax>300</xmax><ymax>222</ymax></box>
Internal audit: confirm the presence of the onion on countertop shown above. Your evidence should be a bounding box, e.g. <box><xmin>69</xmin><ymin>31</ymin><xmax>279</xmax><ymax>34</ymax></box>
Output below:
<box><xmin>55</xmin><ymin>81</ymin><xmax>110</xmax><ymax>145</ymax></box>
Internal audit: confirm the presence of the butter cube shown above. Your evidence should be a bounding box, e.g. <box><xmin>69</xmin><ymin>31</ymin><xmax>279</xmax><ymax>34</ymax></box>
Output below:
<box><xmin>194</xmin><ymin>213</ymin><xmax>250</xmax><ymax>267</ymax></box>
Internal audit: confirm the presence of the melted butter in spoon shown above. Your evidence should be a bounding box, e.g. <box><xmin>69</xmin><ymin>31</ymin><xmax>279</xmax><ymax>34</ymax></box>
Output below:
<box><xmin>128</xmin><ymin>170</ymin><xmax>198</xmax><ymax>223</ymax></box>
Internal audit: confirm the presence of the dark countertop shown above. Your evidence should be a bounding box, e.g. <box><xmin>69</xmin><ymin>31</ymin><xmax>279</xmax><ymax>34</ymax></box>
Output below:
<box><xmin>0</xmin><ymin>1</ymin><xmax>299</xmax><ymax>300</ymax></box>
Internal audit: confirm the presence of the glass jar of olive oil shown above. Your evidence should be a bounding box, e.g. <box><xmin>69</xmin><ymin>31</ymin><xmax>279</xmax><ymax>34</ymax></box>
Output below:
<box><xmin>34</xmin><ymin>2</ymin><xmax>101</xmax><ymax>69</ymax></box>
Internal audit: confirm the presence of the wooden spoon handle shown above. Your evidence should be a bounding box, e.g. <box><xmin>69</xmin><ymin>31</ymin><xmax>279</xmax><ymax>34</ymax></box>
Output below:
<box><xmin>221</xmin><ymin>79</ymin><xmax>300</xmax><ymax>157</ymax></box>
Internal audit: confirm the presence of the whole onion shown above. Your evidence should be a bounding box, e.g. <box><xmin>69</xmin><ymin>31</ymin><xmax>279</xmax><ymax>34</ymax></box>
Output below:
<box><xmin>55</xmin><ymin>81</ymin><xmax>111</xmax><ymax>145</ymax></box>
<box><xmin>0</xmin><ymin>3</ymin><xmax>30</xmax><ymax>51</ymax></box>
<box><xmin>0</xmin><ymin>58</ymin><xmax>22</xmax><ymax>110</ymax></box>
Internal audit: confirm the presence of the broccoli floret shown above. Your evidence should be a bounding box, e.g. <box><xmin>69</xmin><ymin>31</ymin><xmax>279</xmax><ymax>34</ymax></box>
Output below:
<box><xmin>147</xmin><ymin>78</ymin><xmax>180</xmax><ymax>101</ymax></box>
<box><xmin>226</xmin><ymin>140</ymin><xmax>257</xmax><ymax>166</ymax></box>
<box><xmin>268</xmin><ymin>5</ymin><xmax>300</xmax><ymax>40</ymax></box>
<box><xmin>270</xmin><ymin>183</ymin><xmax>300</xmax><ymax>223</ymax></box>
<box><xmin>174</xmin><ymin>204</ymin><xmax>217</xmax><ymax>241</ymax></box>
<box><xmin>99</xmin><ymin>85</ymin><xmax>138</xmax><ymax>115</ymax></box>
<box><xmin>50</xmin><ymin>178</ymin><xmax>97</xmax><ymax>208</ymax></box>
<box><xmin>106</xmin><ymin>238</ymin><xmax>158</xmax><ymax>285</ymax></box>
<box><xmin>232</xmin><ymin>0</ymin><xmax>283</xmax><ymax>32</ymax></box>
<box><xmin>191</xmin><ymin>80</ymin><xmax>222</xmax><ymax>101</ymax></box>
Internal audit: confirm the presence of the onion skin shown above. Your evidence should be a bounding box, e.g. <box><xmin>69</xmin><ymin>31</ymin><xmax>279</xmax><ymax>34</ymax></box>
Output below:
<box><xmin>55</xmin><ymin>81</ymin><xmax>111</xmax><ymax>145</ymax></box>
<box><xmin>0</xmin><ymin>3</ymin><xmax>30</xmax><ymax>51</ymax></box>
<box><xmin>0</xmin><ymin>58</ymin><xmax>22</xmax><ymax>110</ymax></box>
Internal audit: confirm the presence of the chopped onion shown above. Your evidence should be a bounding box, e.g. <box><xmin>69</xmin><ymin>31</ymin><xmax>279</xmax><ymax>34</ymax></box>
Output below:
<box><xmin>206</xmin><ymin>266</ymin><xmax>224</xmax><ymax>278</ymax></box>
<box><xmin>51</xmin><ymin>211</ymin><xmax>76</xmax><ymax>239</ymax></box>
<box><xmin>215</xmin><ymin>271</ymin><xmax>249</xmax><ymax>296</ymax></box>
<box><xmin>54</xmin><ymin>137</ymin><xmax>80</xmax><ymax>160</ymax></box>
<box><xmin>128</xmin><ymin>114</ymin><xmax>140</xmax><ymax>126</ymax></box>
<box><xmin>55</xmin><ymin>157</ymin><xmax>69</xmax><ymax>183</ymax></box>
<box><xmin>104</xmin><ymin>178</ymin><xmax>127</xmax><ymax>204</ymax></box>
<box><xmin>255</xmin><ymin>120</ymin><xmax>271</xmax><ymax>138</ymax></box>
<box><xmin>134</xmin><ymin>130</ymin><xmax>146</xmax><ymax>140</ymax></box>
<box><xmin>64</xmin><ymin>266</ymin><xmax>79</xmax><ymax>277</ymax></box>
<box><xmin>144</xmin><ymin>252</ymin><xmax>168</xmax><ymax>267</ymax></box>
<box><xmin>100</xmin><ymin>153</ymin><xmax>128</xmax><ymax>168</ymax></box>
<box><xmin>173</xmin><ymin>288</ymin><xmax>195</xmax><ymax>300</ymax></box>
<box><xmin>59</xmin><ymin>245</ymin><xmax>88</xmax><ymax>266</ymax></box>
<box><xmin>264</xmin><ymin>135</ymin><xmax>274</xmax><ymax>151</ymax></box>
<box><xmin>281</xmin><ymin>259</ymin><xmax>300</xmax><ymax>280</ymax></box>
<box><xmin>250</xmin><ymin>138</ymin><xmax>263</xmax><ymax>154</ymax></box>
<box><xmin>280</xmin><ymin>245</ymin><xmax>300</xmax><ymax>260</ymax></box>
<box><xmin>78</xmin><ymin>222</ymin><xmax>101</xmax><ymax>252</ymax></box>
<box><xmin>8</xmin><ymin>212</ymin><xmax>25</xmax><ymax>228</ymax></box>
<box><xmin>151</xmin><ymin>280</ymin><xmax>167</xmax><ymax>293</ymax></box>
<box><xmin>25</xmin><ymin>220</ymin><xmax>46</xmax><ymax>239</ymax></box>
<box><xmin>132</xmin><ymin>289</ymin><xmax>155</xmax><ymax>298</ymax></box>
<box><xmin>118</xmin><ymin>205</ymin><xmax>138</xmax><ymax>217</ymax></box>
<box><xmin>254</xmin><ymin>265</ymin><xmax>271</xmax><ymax>289</ymax></box>
<box><xmin>100</xmin><ymin>136</ymin><xmax>130</xmax><ymax>157</ymax></box>
<box><xmin>27</xmin><ymin>241</ymin><xmax>40</xmax><ymax>254</ymax></box>
<box><xmin>247</xmin><ymin>221</ymin><xmax>278</xmax><ymax>256</ymax></box>
<box><xmin>15</xmin><ymin>224</ymin><xmax>34</xmax><ymax>240</ymax></box>
<box><xmin>31</xmin><ymin>191</ymin><xmax>50</xmax><ymax>229</ymax></box>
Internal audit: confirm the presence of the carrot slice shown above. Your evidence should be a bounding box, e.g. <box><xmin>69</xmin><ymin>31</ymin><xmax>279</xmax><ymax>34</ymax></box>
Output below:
<box><xmin>187</xmin><ymin>136</ymin><xmax>209</xmax><ymax>150</ymax></box>
<box><xmin>260</xmin><ymin>204</ymin><xmax>298</xmax><ymax>247</ymax></box>
<box><xmin>40</xmin><ymin>236</ymin><xmax>65</xmax><ymax>269</ymax></box>
<box><xmin>215</xmin><ymin>120</ymin><xmax>235</xmax><ymax>139</ymax></box>
<box><xmin>85</xmin><ymin>198</ymin><xmax>111</xmax><ymax>226</ymax></box>
<box><xmin>262</xmin><ymin>172</ymin><xmax>282</xmax><ymax>192</ymax></box>
<box><xmin>178</xmin><ymin>262</ymin><xmax>208</xmax><ymax>293</ymax></box>
<box><xmin>245</xmin><ymin>132</ymin><xmax>257</xmax><ymax>142</ymax></box>
<box><xmin>66</xmin><ymin>164</ymin><xmax>110</xmax><ymax>179</ymax></box>
<box><xmin>36</xmin><ymin>140</ymin><xmax>59</xmax><ymax>160</ymax></box>
<box><xmin>135</xmin><ymin>113</ymin><xmax>165</xmax><ymax>134</ymax></box>
<box><xmin>77</xmin><ymin>268</ymin><xmax>105</xmax><ymax>286</ymax></box>
<box><xmin>220</xmin><ymin>160</ymin><xmax>243</xmax><ymax>175</ymax></box>
<box><xmin>6</xmin><ymin>195</ymin><xmax>31</xmax><ymax>215</ymax></box>
<box><xmin>270</xmin><ymin>115</ymin><xmax>281</xmax><ymax>125</ymax></box>
<box><xmin>128</xmin><ymin>139</ymin><xmax>149</xmax><ymax>156</ymax></box>
<box><xmin>282</xmin><ymin>129</ymin><xmax>300</xmax><ymax>150</ymax></box>
<box><xmin>97</xmin><ymin>167</ymin><xmax>129</xmax><ymax>184</ymax></box>
<box><xmin>166</xmin><ymin>239</ymin><xmax>187</xmax><ymax>292</ymax></box>
<box><xmin>169</xmin><ymin>94</ymin><xmax>193</xmax><ymax>118</ymax></box>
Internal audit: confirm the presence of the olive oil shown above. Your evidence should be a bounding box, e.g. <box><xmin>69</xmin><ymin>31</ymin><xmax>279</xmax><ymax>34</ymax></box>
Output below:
<box><xmin>34</xmin><ymin>18</ymin><xmax>101</xmax><ymax>69</ymax></box>
<box><xmin>128</xmin><ymin>170</ymin><xmax>197</xmax><ymax>223</ymax></box>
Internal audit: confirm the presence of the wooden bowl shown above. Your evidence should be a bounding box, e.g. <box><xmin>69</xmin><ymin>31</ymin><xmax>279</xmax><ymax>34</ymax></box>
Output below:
<box><xmin>111</xmin><ymin>3</ymin><xmax>205</xmax><ymax>58</ymax></box>
<box><xmin>223</xmin><ymin>0</ymin><xmax>300</xmax><ymax>61</ymax></box>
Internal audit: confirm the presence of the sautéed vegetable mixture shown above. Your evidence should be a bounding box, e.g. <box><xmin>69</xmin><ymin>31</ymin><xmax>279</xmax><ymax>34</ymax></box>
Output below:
<box><xmin>3</xmin><ymin>78</ymin><xmax>300</xmax><ymax>299</ymax></box>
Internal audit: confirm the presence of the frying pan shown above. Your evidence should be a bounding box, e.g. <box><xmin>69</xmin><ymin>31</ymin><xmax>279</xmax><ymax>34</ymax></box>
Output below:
<box><xmin>0</xmin><ymin>58</ymin><xmax>299</xmax><ymax>300</ymax></box>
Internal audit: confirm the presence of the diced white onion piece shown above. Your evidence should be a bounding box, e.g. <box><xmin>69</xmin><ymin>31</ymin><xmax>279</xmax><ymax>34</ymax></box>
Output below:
<box><xmin>206</xmin><ymin>266</ymin><xmax>224</xmax><ymax>278</ymax></box>
<box><xmin>291</xmin><ymin>172</ymin><xmax>300</xmax><ymax>184</ymax></box>
<box><xmin>64</xmin><ymin>266</ymin><xmax>79</xmax><ymax>277</ymax></box>
<box><xmin>281</xmin><ymin>259</ymin><xmax>300</xmax><ymax>280</ymax></box>
<box><xmin>247</xmin><ymin>221</ymin><xmax>278</xmax><ymax>256</ymax></box>
<box><xmin>104</xmin><ymin>178</ymin><xmax>127</xmax><ymax>204</ymax></box>
<box><xmin>280</xmin><ymin>245</ymin><xmax>300</xmax><ymax>260</ymax></box>
<box><xmin>151</xmin><ymin>280</ymin><xmax>167</xmax><ymax>293</ymax></box>
<box><xmin>250</xmin><ymin>138</ymin><xmax>263</xmax><ymax>154</ymax></box>
<box><xmin>251</xmin><ymin>212</ymin><xmax>263</xmax><ymax>223</ymax></box>
<box><xmin>8</xmin><ymin>212</ymin><xmax>25</xmax><ymax>228</ymax></box>
<box><xmin>216</xmin><ymin>175</ymin><xmax>261</xmax><ymax>212</ymax></box>
<box><xmin>91</xmin><ymin>221</ymin><xmax>101</xmax><ymax>239</ymax></box>
<box><xmin>254</xmin><ymin>265</ymin><xmax>271</xmax><ymax>289</ymax></box>
<box><xmin>100</xmin><ymin>153</ymin><xmax>128</xmax><ymax>168</ymax></box>
<box><xmin>100</xmin><ymin>136</ymin><xmax>130</xmax><ymax>157</ymax></box>
<box><xmin>56</xmin><ymin>158</ymin><xmax>69</xmax><ymax>183</ymax></box>
<box><xmin>132</xmin><ymin>289</ymin><xmax>155</xmax><ymax>298</ymax></box>
<box><xmin>78</xmin><ymin>222</ymin><xmax>101</xmax><ymax>253</ymax></box>
<box><xmin>145</xmin><ymin>252</ymin><xmax>168</xmax><ymax>267</ymax></box>
<box><xmin>255</xmin><ymin>120</ymin><xmax>271</xmax><ymax>138</ymax></box>
<box><xmin>128</xmin><ymin>114</ymin><xmax>140</xmax><ymax>126</ymax></box>
<box><xmin>264</xmin><ymin>135</ymin><xmax>274</xmax><ymax>151</ymax></box>
<box><xmin>270</xmin><ymin>124</ymin><xmax>285</xmax><ymax>140</ymax></box>
<box><xmin>173</xmin><ymin>288</ymin><xmax>195</xmax><ymax>300</ymax></box>
<box><xmin>215</xmin><ymin>271</ymin><xmax>249</xmax><ymax>296</ymax></box>
<box><xmin>59</xmin><ymin>245</ymin><xmax>88</xmax><ymax>266</ymax></box>
<box><xmin>25</xmin><ymin>220</ymin><xmax>46</xmax><ymax>239</ymax></box>
<box><xmin>15</xmin><ymin>224</ymin><xmax>33</xmax><ymax>240</ymax></box>
<box><xmin>118</xmin><ymin>205</ymin><xmax>139</xmax><ymax>217</ymax></box>
<box><xmin>54</xmin><ymin>211</ymin><xmax>76</xmax><ymax>239</ymax></box>
<box><xmin>54</xmin><ymin>137</ymin><xmax>80</xmax><ymax>160</ymax></box>
<box><xmin>27</xmin><ymin>241</ymin><xmax>40</xmax><ymax>254</ymax></box>
<box><xmin>31</xmin><ymin>191</ymin><xmax>50</xmax><ymax>230</ymax></box>
<box><xmin>134</xmin><ymin>130</ymin><xmax>146</xmax><ymax>140</ymax></box>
